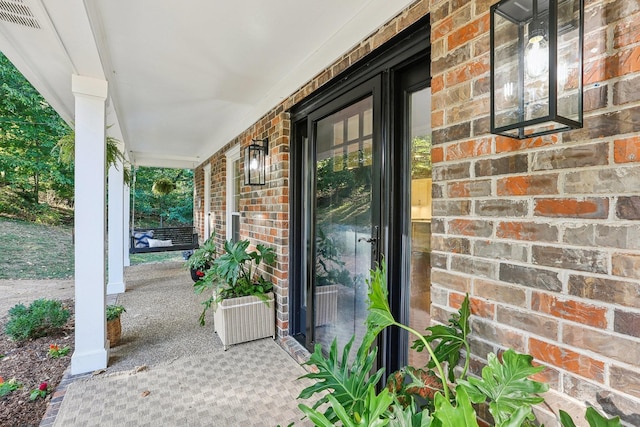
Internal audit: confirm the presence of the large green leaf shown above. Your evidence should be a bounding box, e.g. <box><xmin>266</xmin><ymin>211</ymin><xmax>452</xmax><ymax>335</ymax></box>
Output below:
<box><xmin>432</xmin><ymin>387</ymin><xmax>479</xmax><ymax>427</ymax></box>
<box><xmin>559</xmin><ymin>408</ymin><xmax>622</xmax><ymax>427</ymax></box>
<box><xmin>255</xmin><ymin>243</ymin><xmax>276</xmax><ymax>267</ymax></box>
<box><xmin>457</xmin><ymin>349</ymin><xmax>548</xmax><ymax>425</ymax></box>
<box><xmin>298</xmin><ymin>404</ymin><xmax>337</xmax><ymax>427</ymax></box>
<box><xmin>355</xmin><ymin>386</ymin><xmax>394</xmax><ymax>427</ymax></box>
<box><xmin>213</xmin><ymin>240</ymin><xmax>252</xmax><ymax>286</ymax></box>
<box><xmin>366</xmin><ymin>260</ymin><xmax>395</xmax><ymax>336</ymax></box>
<box><xmin>298</xmin><ymin>335</ymin><xmax>384</xmax><ymax>423</ymax></box>
<box><xmin>387</xmin><ymin>401</ymin><xmax>433</xmax><ymax>427</ymax></box>
<box><xmin>585</xmin><ymin>407</ymin><xmax>622</xmax><ymax>427</ymax></box>
<box><xmin>299</xmin><ymin>386</ymin><xmax>393</xmax><ymax>427</ymax></box>
<box><xmin>409</xmin><ymin>295</ymin><xmax>470</xmax><ymax>382</ymax></box>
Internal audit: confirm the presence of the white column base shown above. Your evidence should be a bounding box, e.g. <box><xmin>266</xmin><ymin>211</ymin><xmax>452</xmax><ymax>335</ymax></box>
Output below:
<box><xmin>107</xmin><ymin>281</ymin><xmax>125</xmax><ymax>295</ymax></box>
<box><xmin>71</xmin><ymin>346</ymin><xmax>108</xmax><ymax>375</ymax></box>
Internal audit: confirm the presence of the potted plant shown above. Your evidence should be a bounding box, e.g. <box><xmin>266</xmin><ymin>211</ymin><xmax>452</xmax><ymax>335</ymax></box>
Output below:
<box><xmin>194</xmin><ymin>239</ymin><xmax>276</xmax><ymax>350</ymax></box>
<box><xmin>185</xmin><ymin>233</ymin><xmax>217</xmax><ymax>281</ymax></box>
<box><xmin>296</xmin><ymin>263</ymin><xmax>623</xmax><ymax>427</ymax></box>
<box><xmin>106</xmin><ymin>304</ymin><xmax>125</xmax><ymax>346</ymax></box>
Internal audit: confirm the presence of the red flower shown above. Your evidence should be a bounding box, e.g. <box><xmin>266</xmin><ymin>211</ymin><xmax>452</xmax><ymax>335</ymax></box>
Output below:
<box><xmin>196</xmin><ymin>270</ymin><xmax>205</xmax><ymax>277</ymax></box>
<box><xmin>49</xmin><ymin>344</ymin><xmax>59</xmax><ymax>351</ymax></box>
<box><xmin>39</xmin><ymin>382</ymin><xmax>47</xmax><ymax>391</ymax></box>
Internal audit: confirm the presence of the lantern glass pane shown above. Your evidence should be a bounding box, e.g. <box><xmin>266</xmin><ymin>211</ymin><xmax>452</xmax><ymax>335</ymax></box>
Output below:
<box><xmin>557</xmin><ymin>0</ymin><xmax>581</xmax><ymax>122</ymax></box>
<box><xmin>523</xmin><ymin>10</ymin><xmax>550</xmax><ymax>122</ymax></box>
<box><xmin>244</xmin><ymin>145</ymin><xmax>265</xmax><ymax>185</ymax></box>
<box><xmin>493</xmin><ymin>12</ymin><xmax>521</xmax><ymax>130</ymax></box>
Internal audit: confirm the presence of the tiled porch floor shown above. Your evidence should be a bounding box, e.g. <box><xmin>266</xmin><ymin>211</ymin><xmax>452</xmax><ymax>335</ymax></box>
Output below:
<box><xmin>41</xmin><ymin>262</ymin><xmax>314</xmax><ymax>426</ymax></box>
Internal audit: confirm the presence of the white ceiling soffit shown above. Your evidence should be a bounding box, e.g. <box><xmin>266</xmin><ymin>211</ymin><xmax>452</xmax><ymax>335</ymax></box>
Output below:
<box><xmin>129</xmin><ymin>151</ymin><xmax>200</xmax><ymax>170</ymax></box>
<box><xmin>0</xmin><ymin>0</ymin><xmax>414</xmax><ymax>169</ymax></box>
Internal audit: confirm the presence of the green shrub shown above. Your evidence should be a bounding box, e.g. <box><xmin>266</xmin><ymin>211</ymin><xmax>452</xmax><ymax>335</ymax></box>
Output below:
<box><xmin>106</xmin><ymin>304</ymin><xmax>125</xmax><ymax>321</ymax></box>
<box><xmin>0</xmin><ymin>378</ymin><xmax>22</xmax><ymax>397</ymax></box>
<box><xmin>4</xmin><ymin>299</ymin><xmax>70</xmax><ymax>341</ymax></box>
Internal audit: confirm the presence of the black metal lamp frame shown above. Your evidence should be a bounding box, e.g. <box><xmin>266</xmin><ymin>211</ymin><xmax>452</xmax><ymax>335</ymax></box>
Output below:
<box><xmin>490</xmin><ymin>0</ymin><xmax>584</xmax><ymax>139</ymax></box>
<box><xmin>244</xmin><ymin>138</ymin><xmax>269</xmax><ymax>186</ymax></box>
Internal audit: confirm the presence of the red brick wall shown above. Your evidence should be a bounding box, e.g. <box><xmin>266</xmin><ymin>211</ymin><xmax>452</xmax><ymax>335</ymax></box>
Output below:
<box><xmin>194</xmin><ymin>0</ymin><xmax>640</xmax><ymax>422</ymax></box>
<box><xmin>194</xmin><ymin>108</ymin><xmax>292</xmax><ymax>337</ymax></box>
<box><xmin>431</xmin><ymin>0</ymin><xmax>640</xmax><ymax>423</ymax></box>
<box><xmin>193</xmin><ymin>167</ymin><xmax>204</xmax><ymax>237</ymax></box>
<box><xmin>194</xmin><ymin>1</ymin><xmax>430</xmax><ymax>341</ymax></box>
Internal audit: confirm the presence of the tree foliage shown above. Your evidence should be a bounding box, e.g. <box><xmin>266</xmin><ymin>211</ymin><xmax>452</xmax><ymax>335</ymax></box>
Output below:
<box><xmin>412</xmin><ymin>135</ymin><xmax>432</xmax><ymax>180</ymax></box>
<box><xmin>0</xmin><ymin>52</ymin><xmax>72</xmax><ymax>204</ymax></box>
<box><xmin>131</xmin><ymin>166</ymin><xmax>193</xmax><ymax>227</ymax></box>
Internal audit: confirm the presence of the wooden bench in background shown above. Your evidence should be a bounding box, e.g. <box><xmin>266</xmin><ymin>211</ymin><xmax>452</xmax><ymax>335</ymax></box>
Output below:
<box><xmin>129</xmin><ymin>227</ymin><xmax>199</xmax><ymax>254</ymax></box>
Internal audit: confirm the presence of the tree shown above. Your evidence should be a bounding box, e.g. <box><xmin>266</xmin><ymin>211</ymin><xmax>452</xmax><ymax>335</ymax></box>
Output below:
<box><xmin>0</xmin><ymin>52</ymin><xmax>71</xmax><ymax>203</ymax></box>
<box><xmin>131</xmin><ymin>167</ymin><xmax>193</xmax><ymax>228</ymax></box>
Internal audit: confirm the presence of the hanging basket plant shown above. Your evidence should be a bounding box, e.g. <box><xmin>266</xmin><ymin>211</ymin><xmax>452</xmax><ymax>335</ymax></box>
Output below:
<box><xmin>152</xmin><ymin>178</ymin><xmax>176</xmax><ymax>195</ymax></box>
<box><xmin>56</xmin><ymin>130</ymin><xmax>131</xmax><ymax>185</ymax></box>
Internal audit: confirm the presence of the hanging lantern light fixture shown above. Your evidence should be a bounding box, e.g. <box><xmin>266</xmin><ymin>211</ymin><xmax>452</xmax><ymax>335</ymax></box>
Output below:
<box><xmin>244</xmin><ymin>138</ymin><xmax>268</xmax><ymax>186</ymax></box>
<box><xmin>490</xmin><ymin>0</ymin><xmax>584</xmax><ymax>139</ymax></box>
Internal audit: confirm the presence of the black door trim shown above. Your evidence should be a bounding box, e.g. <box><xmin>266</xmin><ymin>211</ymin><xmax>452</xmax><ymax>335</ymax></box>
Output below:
<box><xmin>289</xmin><ymin>14</ymin><xmax>432</xmax><ymax>360</ymax></box>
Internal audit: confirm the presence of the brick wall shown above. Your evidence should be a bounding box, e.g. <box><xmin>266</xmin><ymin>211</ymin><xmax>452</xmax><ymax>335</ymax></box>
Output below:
<box><xmin>193</xmin><ymin>0</ymin><xmax>640</xmax><ymax>423</ymax></box>
<box><xmin>194</xmin><ymin>109</ymin><xmax>292</xmax><ymax>337</ymax></box>
<box><xmin>431</xmin><ymin>0</ymin><xmax>640</xmax><ymax>423</ymax></box>
<box><xmin>193</xmin><ymin>167</ymin><xmax>204</xmax><ymax>237</ymax></box>
<box><xmin>194</xmin><ymin>1</ymin><xmax>430</xmax><ymax>342</ymax></box>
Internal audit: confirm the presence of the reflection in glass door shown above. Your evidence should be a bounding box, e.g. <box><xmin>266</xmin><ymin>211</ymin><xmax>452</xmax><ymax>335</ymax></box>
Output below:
<box><xmin>290</xmin><ymin>20</ymin><xmax>431</xmax><ymax>376</ymax></box>
<box><xmin>407</xmin><ymin>88</ymin><xmax>432</xmax><ymax>367</ymax></box>
<box><xmin>313</xmin><ymin>96</ymin><xmax>375</xmax><ymax>357</ymax></box>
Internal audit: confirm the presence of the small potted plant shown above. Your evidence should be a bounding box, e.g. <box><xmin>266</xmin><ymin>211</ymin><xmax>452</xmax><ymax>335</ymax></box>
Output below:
<box><xmin>185</xmin><ymin>234</ymin><xmax>217</xmax><ymax>281</ymax></box>
<box><xmin>106</xmin><ymin>304</ymin><xmax>126</xmax><ymax>346</ymax></box>
<box><xmin>194</xmin><ymin>239</ymin><xmax>276</xmax><ymax>350</ymax></box>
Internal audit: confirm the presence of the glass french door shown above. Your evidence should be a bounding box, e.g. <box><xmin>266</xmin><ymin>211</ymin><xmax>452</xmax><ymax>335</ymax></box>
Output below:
<box><xmin>290</xmin><ymin>20</ymin><xmax>431</xmax><ymax>373</ymax></box>
<box><xmin>302</xmin><ymin>78</ymin><xmax>381</xmax><ymax>357</ymax></box>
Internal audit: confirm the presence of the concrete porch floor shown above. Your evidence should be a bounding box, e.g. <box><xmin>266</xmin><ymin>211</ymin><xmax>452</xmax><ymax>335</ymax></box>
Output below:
<box><xmin>41</xmin><ymin>261</ymin><xmax>314</xmax><ymax>426</ymax></box>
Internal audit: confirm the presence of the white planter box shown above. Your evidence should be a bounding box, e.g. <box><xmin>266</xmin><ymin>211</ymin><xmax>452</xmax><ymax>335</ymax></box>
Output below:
<box><xmin>315</xmin><ymin>284</ymin><xmax>338</xmax><ymax>327</ymax></box>
<box><xmin>214</xmin><ymin>292</ymin><xmax>275</xmax><ymax>350</ymax></box>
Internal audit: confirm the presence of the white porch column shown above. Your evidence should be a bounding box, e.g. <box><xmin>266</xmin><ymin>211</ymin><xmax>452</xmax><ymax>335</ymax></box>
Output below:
<box><xmin>71</xmin><ymin>75</ymin><xmax>109</xmax><ymax>375</ymax></box>
<box><xmin>107</xmin><ymin>160</ymin><xmax>125</xmax><ymax>295</ymax></box>
<box><xmin>124</xmin><ymin>182</ymin><xmax>131</xmax><ymax>267</ymax></box>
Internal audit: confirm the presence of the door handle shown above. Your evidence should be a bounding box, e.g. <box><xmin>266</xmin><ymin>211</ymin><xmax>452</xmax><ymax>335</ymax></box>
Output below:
<box><xmin>358</xmin><ymin>236</ymin><xmax>377</xmax><ymax>244</ymax></box>
<box><xmin>358</xmin><ymin>225</ymin><xmax>380</xmax><ymax>247</ymax></box>
<box><xmin>360</xmin><ymin>226</ymin><xmax>380</xmax><ymax>262</ymax></box>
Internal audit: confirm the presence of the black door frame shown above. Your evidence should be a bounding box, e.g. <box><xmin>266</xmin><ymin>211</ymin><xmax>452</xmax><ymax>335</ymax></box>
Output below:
<box><xmin>385</xmin><ymin>57</ymin><xmax>432</xmax><ymax>374</ymax></box>
<box><xmin>290</xmin><ymin>16</ymin><xmax>431</xmax><ymax>361</ymax></box>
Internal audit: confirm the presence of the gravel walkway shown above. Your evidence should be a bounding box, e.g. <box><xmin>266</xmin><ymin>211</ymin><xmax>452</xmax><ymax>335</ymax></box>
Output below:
<box><xmin>107</xmin><ymin>261</ymin><xmax>220</xmax><ymax>372</ymax></box>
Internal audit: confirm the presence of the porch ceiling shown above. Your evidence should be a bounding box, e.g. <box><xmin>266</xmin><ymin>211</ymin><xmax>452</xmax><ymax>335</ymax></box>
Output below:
<box><xmin>0</xmin><ymin>0</ymin><xmax>414</xmax><ymax>169</ymax></box>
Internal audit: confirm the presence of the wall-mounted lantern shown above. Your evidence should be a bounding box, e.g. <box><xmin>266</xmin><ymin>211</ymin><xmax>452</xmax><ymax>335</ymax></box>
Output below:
<box><xmin>244</xmin><ymin>138</ymin><xmax>268</xmax><ymax>186</ymax></box>
<box><xmin>490</xmin><ymin>0</ymin><xmax>583</xmax><ymax>139</ymax></box>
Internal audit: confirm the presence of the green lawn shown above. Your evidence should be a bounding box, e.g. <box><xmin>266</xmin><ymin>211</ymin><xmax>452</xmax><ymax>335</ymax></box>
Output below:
<box><xmin>0</xmin><ymin>217</ymin><xmax>74</xmax><ymax>279</ymax></box>
<box><xmin>0</xmin><ymin>218</ymin><xmax>186</xmax><ymax>280</ymax></box>
<box><xmin>129</xmin><ymin>252</ymin><xmax>185</xmax><ymax>265</ymax></box>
